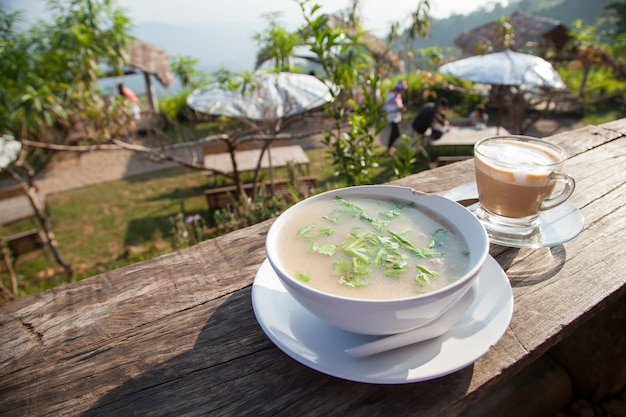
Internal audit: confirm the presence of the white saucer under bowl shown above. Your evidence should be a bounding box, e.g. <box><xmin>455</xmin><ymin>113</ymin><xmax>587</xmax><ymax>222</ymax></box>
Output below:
<box><xmin>445</xmin><ymin>183</ymin><xmax>584</xmax><ymax>248</ymax></box>
<box><xmin>251</xmin><ymin>256</ymin><xmax>513</xmax><ymax>384</ymax></box>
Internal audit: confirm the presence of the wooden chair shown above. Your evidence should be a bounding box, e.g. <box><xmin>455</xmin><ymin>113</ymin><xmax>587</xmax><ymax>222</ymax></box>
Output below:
<box><xmin>1</xmin><ymin>229</ymin><xmax>51</xmax><ymax>296</ymax></box>
<box><xmin>4</xmin><ymin>229</ymin><xmax>48</xmax><ymax>260</ymax></box>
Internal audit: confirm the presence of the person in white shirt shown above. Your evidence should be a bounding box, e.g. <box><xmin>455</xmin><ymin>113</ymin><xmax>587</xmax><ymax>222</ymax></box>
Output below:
<box><xmin>470</xmin><ymin>104</ymin><xmax>488</xmax><ymax>130</ymax></box>
<box><xmin>383</xmin><ymin>79</ymin><xmax>408</xmax><ymax>153</ymax></box>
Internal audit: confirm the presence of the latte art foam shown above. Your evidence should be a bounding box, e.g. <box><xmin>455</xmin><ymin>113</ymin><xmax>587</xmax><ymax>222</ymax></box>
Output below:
<box><xmin>476</xmin><ymin>140</ymin><xmax>562</xmax><ymax>185</ymax></box>
<box><xmin>475</xmin><ymin>138</ymin><xmax>566</xmax><ymax>218</ymax></box>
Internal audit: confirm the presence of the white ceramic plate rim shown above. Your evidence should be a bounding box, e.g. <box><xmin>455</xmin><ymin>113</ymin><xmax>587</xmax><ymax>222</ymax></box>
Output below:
<box><xmin>251</xmin><ymin>255</ymin><xmax>514</xmax><ymax>384</ymax></box>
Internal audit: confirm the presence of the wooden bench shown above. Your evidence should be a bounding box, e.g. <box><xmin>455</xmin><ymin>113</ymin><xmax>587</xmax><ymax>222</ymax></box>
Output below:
<box><xmin>3</xmin><ymin>229</ymin><xmax>47</xmax><ymax>260</ymax></box>
<box><xmin>204</xmin><ymin>176</ymin><xmax>317</xmax><ymax>209</ymax></box>
<box><xmin>0</xmin><ymin>186</ymin><xmax>46</xmax><ymax>225</ymax></box>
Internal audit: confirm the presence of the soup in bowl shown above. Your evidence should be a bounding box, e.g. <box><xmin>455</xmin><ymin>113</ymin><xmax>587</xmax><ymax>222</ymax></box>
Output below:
<box><xmin>266</xmin><ymin>185</ymin><xmax>489</xmax><ymax>335</ymax></box>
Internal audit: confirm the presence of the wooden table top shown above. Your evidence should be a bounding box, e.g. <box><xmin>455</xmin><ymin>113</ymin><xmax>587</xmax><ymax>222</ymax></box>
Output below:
<box><xmin>2</xmin><ymin>119</ymin><xmax>626</xmax><ymax>417</ymax></box>
<box><xmin>0</xmin><ymin>192</ymin><xmax>44</xmax><ymax>225</ymax></box>
<box><xmin>432</xmin><ymin>126</ymin><xmax>511</xmax><ymax>146</ymax></box>
<box><xmin>203</xmin><ymin>144</ymin><xmax>309</xmax><ymax>175</ymax></box>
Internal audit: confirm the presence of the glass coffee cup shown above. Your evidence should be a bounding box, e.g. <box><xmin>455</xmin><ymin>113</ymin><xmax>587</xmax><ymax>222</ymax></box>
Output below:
<box><xmin>473</xmin><ymin>135</ymin><xmax>575</xmax><ymax>240</ymax></box>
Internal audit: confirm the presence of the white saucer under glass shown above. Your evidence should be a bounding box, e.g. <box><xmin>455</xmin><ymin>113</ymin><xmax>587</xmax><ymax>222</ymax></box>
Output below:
<box><xmin>445</xmin><ymin>183</ymin><xmax>584</xmax><ymax>248</ymax></box>
<box><xmin>251</xmin><ymin>256</ymin><xmax>513</xmax><ymax>384</ymax></box>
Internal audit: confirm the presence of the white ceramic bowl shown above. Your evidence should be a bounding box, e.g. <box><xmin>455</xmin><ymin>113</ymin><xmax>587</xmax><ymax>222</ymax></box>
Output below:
<box><xmin>266</xmin><ymin>185</ymin><xmax>489</xmax><ymax>335</ymax></box>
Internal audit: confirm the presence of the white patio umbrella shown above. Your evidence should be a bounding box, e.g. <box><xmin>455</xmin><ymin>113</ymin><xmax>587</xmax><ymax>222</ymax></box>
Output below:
<box><xmin>439</xmin><ymin>50</ymin><xmax>566</xmax><ymax>133</ymax></box>
<box><xmin>187</xmin><ymin>71</ymin><xmax>335</xmax><ymax>191</ymax></box>
<box><xmin>438</xmin><ymin>50</ymin><xmax>565</xmax><ymax>88</ymax></box>
<box><xmin>186</xmin><ymin>71</ymin><xmax>334</xmax><ymax>122</ymax></box>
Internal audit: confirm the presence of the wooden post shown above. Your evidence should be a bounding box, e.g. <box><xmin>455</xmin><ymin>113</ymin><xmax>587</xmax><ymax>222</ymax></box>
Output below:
<box><xmin>5</xmin><ymin>168</ymin><xmax>72</xmax><ymax>278</ymax></box>
<box><xmin>144</xmin><ymin>72</ymin><xmax>158</xmax><ymax>114</ymax></box>
<box><xmin>0</xmin><ymin>242</ymin><xmax>17</xmax><ymax>298</ymax></box>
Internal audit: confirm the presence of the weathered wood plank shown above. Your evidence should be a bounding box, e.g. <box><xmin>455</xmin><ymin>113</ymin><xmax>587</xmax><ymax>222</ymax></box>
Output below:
<box><xmin>1</xmin><ymin>120</ymin><xmax>625</xmax><ymax>417</ymax></box>
<box><xmin>0</xmin><ymin>223</ymin><xmax>269</xmax><ymax>372</ymax></box>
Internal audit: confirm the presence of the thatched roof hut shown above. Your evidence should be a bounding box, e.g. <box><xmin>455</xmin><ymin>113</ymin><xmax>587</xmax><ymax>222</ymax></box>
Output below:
<box><xmin>127</xmin><ymin>38</ymin><xmax>174</xmax><ymax>88</ymax></box>
<box><xmin>454</xmin><ymin>11</ymin><xmax>571</xmax><ymax>56</ymax></box>
<box><xmin>117</xmin><ymin>39</ymin><xmax>174</xmax><ymax>114</ymax></box>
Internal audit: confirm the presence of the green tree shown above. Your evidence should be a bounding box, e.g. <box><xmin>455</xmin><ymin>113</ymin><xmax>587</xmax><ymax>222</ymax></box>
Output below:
<box><xmin>566</xmin><ymin>20</ymin><xmax>615</xmax><ymax>97</ymax></box>
<box><xmin>297</xmin><ymin>0</ymin><xmax>384</xmax><ymax>186</ymax></box>
<box><xmin>0</xmin><ymin>0</ymin><xmax>132</xmax><ymax>145</ymax></box>
<box><xmin>253</xmin><ymin>12</ymin><xmax>303</xmax><ymax>72</ymax></box>
<box><xmin>388</xmin><ymin>0</ymin><xmax>431</xmax><ymax>73</ymax></box>
<box><xmin>603</xmin><ymin>0</ymin><xmax>626</xmax><ymax>36</ymax></box>
<box><xmin>169</xmin><ymin>54</ymin><xmax>208</xmax><ymax>89</ymax></box>
<box><xmin>0</xmin><ymin>0</ymin><xmax>135</xmax><ymax>282</ymax></box>
<box><xmin>601</xmin><ymin>0</ymin><xmax>626</xmax><ymax>61</ymax></box>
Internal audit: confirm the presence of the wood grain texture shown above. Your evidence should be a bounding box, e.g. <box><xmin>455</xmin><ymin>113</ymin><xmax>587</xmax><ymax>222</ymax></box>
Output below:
<box><xmin>1</xmin><ymin>121</ymin><xmax>625</xmax><ymax>417</ymax></box>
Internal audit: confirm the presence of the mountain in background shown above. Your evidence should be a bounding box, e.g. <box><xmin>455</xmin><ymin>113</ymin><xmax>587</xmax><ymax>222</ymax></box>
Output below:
<box><xmin>131</xmin><ymin>0</ymin><xmax>613</xmax><ymax>80</ymax></box>
<box><xmin>124</xmin><ymin>0</ymin><xmax>613</xmax><ymax>96</ymax></box>
<box><xmin>410</xmin><ymin>0</ymin><xmax>613</xmax><ymax>51</ymax></box>
<box><xmin>4</xmin><ymin>0</ymin><xmax>613</xmax><ymax>96</ymax></box>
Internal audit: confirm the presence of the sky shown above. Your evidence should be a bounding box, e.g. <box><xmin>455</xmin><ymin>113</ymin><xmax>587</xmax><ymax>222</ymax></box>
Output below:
<box><xmin>3</xmin><ymin>0</ymin><xmax>509</xmax><ymax>35</ymax></box>
<box><xmin>115</xmin><ymin>0</ymin><xmax>508</xmax><ymax>35</ymax></box>
<box><xmin>2</xmin><ymin>0</ymin><xmax>509</xmax><ymax>93</ymax></box>
<box><xmin>118</xmin><ymin>0</ymin><xmax>508</xmax><ymax>34</ymax></box>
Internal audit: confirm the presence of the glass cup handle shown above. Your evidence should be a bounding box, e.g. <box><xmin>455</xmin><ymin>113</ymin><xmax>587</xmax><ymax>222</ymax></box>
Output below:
<box><xmin>540</xmin><ymin>171</ymin><xmax>575</xmax><ymax>211</ymax></box>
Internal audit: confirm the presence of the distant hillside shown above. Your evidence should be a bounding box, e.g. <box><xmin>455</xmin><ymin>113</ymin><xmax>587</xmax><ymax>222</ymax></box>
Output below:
<box><xmin>408</xmin><ymin>0</ymin><xmax>613</xmax><ymax>51</ymax></box>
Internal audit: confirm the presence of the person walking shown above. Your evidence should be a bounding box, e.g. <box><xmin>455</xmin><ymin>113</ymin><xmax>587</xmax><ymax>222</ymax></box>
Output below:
<box><xmin>383</xmin><ymin>79</ymin><xmax>408</xmax><ymax>153</ymax></box>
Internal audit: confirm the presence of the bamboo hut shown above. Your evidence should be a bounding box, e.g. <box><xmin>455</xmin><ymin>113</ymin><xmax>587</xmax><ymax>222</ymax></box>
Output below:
<box><xmin>454</xmin><ymin>11</ymin><xmax>572</xmax><ymax>57</ymax></box>
<box><xmin>124</xmin><ymin>39</ymin><xmax>175</xmax><ymax>114</ymax></box>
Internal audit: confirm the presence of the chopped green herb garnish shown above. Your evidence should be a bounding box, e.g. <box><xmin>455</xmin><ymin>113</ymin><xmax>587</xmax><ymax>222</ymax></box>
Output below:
<box><xmin>298</xmin><ymin>224</ymin><xmax>335</xmax><ymax>239</ymax></box>
<box><xmin>334</xmin><ymin>259</ymin><xmax>370</xmax><ymax>287</ymax></box>
<box><xmin>359</xmin><ymin>211</ymin><xmax>390</xmax><ymax>231</ymax></box>
<box><xmin>415</xmin><ymin>273</ymin><xmax>431</xmax><ymax>287</ymax></box>
<box><xmin>415</xmin><ymin>265</ymin><xmax>438</xmax><ymax>287</ymax></box>
<box><xmin>323</xmin><ymin>210</ymin><xmax>352</xmax><ymax>224</ymax></box>
<box><xmin>428</xmin><ymin>228</ymin><xmax>447</xmax><ymax>248</ymax></box>
<box><xmin>387</xmin><ymin>229</ymin><xmax>433</xmax><ymax>257</ymax></box>
<box><xmin>335</xmin><ymin>196</ymin><xmax>365</xmax><ymax>213</ymax></box>
<box><xmin>413</xmin><ymin>247</ymin><xmax>442</xmax><ymax>257</ymax></box>
<box><xmin>293</xmin><ymin>196</ymin><xmax>462</xmax><ymax>291</ymax></box>
<box><xmin>297</xmin><ymin>272</ymin><xmax>311</xmax><ymax>282</ymax></box>
<box><xmin>309</xmin><ymin>242</ymin><xmax>337</xmax><ymax>256</ymax></box>
<box><xmin>416</xmin><ymin>265</ymin><xmax>439</xmax><ymax>276</ymax></box>
<box><xmin>390</xmin><ymin>200</ymin><xmax>416</xmax><ymax>210</ymax></box>
<box><xmin>379</xmin><ymin>209</ymin><xmax>401</xmax><ymax>219</ymax></box>
<box><xmin>297</xmin><ymin>224</ymin><xmax>315</xmax><ymax>238</ymax></box>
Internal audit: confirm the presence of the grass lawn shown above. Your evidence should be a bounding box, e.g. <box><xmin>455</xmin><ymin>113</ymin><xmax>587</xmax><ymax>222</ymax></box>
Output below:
<box><xmin>1</xmin><ymin>142</ymin><xmax>420</xmax><ymax>301</ymax></box>
<box><xmin>3</xmin><ymin>166</ymin><xmax>212</xmax><ymax>297</ymax></box>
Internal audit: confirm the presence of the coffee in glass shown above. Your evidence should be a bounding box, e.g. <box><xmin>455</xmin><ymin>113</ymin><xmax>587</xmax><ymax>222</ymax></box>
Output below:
<box><xmin>474</xmin><ymin>135</ymin><xmax>575</xmax><ymax>238</ymax></box>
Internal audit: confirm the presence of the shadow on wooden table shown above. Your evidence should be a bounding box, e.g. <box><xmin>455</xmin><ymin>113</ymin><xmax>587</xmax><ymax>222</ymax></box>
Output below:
<box><xmin>492</xmin><ymin>246</ymin><xmax>567</xmax><ymax>288</ymax></box>
<box><xmin>81</xmin><ymin>288</ymin><xmax>475</xmax><ymax>416</ymax></box>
